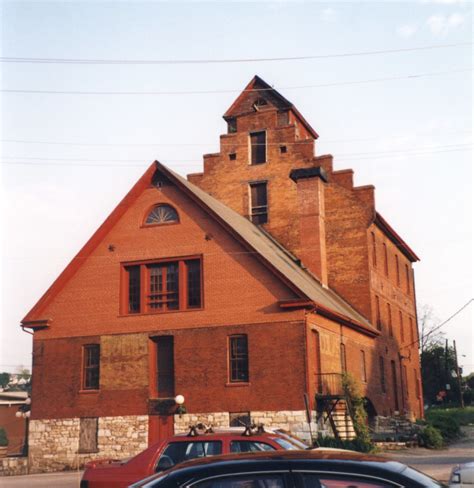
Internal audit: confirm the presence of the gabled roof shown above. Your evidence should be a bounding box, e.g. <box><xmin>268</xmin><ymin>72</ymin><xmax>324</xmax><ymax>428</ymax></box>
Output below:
<box><xmin>161</xmin><ymin>164</ymin><xmax>376</xmax><ymax>336</ymax></box>
<box><xmin>374</xmin><ymin>212</ymin><xmax>419</xmax><ymax>262</ymax></box>
<box><xmin>223</xmin><ymin>75</ymin><xmax>319</xmax><ymax>139</ymax></box>
<box><xmin>22</xmin><ymin>161</ymin><xmax>376</xmax><ymax>337</ymax></box>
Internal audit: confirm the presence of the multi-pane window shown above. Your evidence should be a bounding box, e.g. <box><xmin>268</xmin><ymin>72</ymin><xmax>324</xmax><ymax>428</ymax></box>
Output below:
<box><xmin>83</xmin><ymin>344</ymin><xmax>100</xmax><ymax>390</ymax></box>
<box><xmin>250</xmin><ymin>131</ymin><xmax>266</xmax><ymax>165</ymax></box>
<box><xmin>360</xmin><ymin>350</ymin><xmax>367</xmax><ymax>383</ymax></box>
<box><xmin>145</xmin><ymin>204</ymin><xmax>179</xmax><ymax>225</ymax></box>
<box><xmin>229</xmin><ymin>335</ymin><xmax>249</xmax><ymax>383</ymax></box>
<box><xmin>123</xmin><ymin>258</ymin><xmax>202</xmax><ymax>314</ymax></box>
<box><xmin>375</xmin><ymin>295</ymin><xmax>382</xmax><ymax>330</ymax></box>
<box><xmin>249</xmin><ymin>182</ymin><xmax>268</xmax><ymax>225</ymax></box>
<box><xmin>379</xmin><ymin>356</ymin><xmax>386</xmax><ymax>393</ymax></box>
<box><xmin>149</xmin><ymin>262</ymin><xmax>179</xmax><ymax>311</ymax></box>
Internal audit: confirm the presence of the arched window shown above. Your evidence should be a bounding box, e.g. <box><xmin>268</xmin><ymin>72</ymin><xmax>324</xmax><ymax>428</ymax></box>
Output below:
<box><xmin>145</xmin><ymin>204</ymin><xmax>179</xmax><ymax>225</ymax></box>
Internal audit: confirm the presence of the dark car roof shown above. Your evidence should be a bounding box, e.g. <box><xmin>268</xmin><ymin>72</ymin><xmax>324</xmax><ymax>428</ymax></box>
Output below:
<box><xmin>135</xmin><ymin>450</ymin><xmax>444</xmax><ymax>487</ymax></box>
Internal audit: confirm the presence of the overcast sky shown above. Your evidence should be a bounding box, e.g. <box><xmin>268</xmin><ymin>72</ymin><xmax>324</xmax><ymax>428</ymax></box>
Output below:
<box><xmin>1</xmin><ymin>1</ymin><xmax>472</xmax><ymax>376</ymax></box>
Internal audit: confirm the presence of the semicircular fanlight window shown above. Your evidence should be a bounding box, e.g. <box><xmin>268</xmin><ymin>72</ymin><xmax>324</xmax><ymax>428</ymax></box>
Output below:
<box><xmin>145</xmin><ymin>204</ymin><xmax>179</xmax><ymax>225</ymax></box>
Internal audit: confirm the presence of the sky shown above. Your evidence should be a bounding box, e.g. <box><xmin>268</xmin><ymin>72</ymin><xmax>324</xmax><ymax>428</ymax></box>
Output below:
<box><xmin>0</xmin><ymin>1</ymin><xmax>472</xmax><ymax>376</ymax></box>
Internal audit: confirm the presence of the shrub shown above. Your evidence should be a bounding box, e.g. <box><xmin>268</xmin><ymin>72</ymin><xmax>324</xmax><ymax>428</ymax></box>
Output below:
<box><xmin>315</xmin><ymin>435</ymin><xmax>373</xmax><ymax>453</ymax></box>
<box><xmin>418</xmin><ymin>425</ymin><xmax>443</xmax><ymax>449</ymax></box>
<box><xmin>0</xmin><ymin>428</ymin><xmax>8</xmax><ymax>447</ymax></box>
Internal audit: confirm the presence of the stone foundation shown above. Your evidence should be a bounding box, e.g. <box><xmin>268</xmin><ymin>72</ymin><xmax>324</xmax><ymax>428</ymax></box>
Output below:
<box><xmin>28</xmin><ymin>415</ymin><xmax>148</xmax><ymax>473</ymax></box>
<box><xmin>0</xmin><ymin>457</ymin><xmax>29</xmax><ymax>476</ymax></box>
<box><xmin>28</xmin><ymin>410</ymin><xmax>321</xmax><ymax>473</ymax></box>
<box><xmin>175</xmin><ymin>410</ymin><xmax>318</xmax><ymax>443</ymax></box>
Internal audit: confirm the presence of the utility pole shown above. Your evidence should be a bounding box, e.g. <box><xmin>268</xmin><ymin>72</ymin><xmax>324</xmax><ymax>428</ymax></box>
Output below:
<box><xmin>453</xmin><ymin>340</ymin><xmax>465</xmax><ymax>408</ymax></box>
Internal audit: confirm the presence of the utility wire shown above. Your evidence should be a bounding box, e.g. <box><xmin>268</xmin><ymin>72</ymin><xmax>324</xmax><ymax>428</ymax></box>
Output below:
<box><xmin>1</xmin><ymin>130</ymin><xmax>471</xmax><ymax>148</ymax></box>
<box><xmin>402</xmin><ymin>298</ymin><xmax>473</xmax><ymax>351</ymax></box>
<box><xmin>2</xmin><ymin>68</ymin><xmax>472</xmax><ymax>96</ymax></box>
<box><xmin>1</xmin><ymin>143</ymin><xmax>471</xmax><ymax>166</ymax></box>
<box><xmin>1</xmin><ymin>41</ymin><xmax>471</xmax><ymax>65</ymax></box>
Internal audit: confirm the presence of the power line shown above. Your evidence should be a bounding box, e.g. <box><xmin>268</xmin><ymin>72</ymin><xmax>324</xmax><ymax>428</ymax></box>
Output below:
<box><xmin>1</xmin><ymin>130</ymin><xmax>471</xmax><ymax>148</ymax></box>
<box><xmin>1</xmin><ymin>143</ymin><xmax>471</xmax><ymax>167</ymax></box>
<box><xmin>2</xmin><ymin>68</ymin><xmax>472</xmax><ymax>96</ymax></box>
<box><xmin>1</xmin><ymin>42</ymin><xmax>471</xmax><ymax>65</ymax></box>
<box><xmin>402</xmin><ymin>298</ymin><xmax>474</xmax><ymax>351</ymax></box>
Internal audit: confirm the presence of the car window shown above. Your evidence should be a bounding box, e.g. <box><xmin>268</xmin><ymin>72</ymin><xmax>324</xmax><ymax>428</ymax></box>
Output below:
<box><xmin>300</xmin><ymin>473</ymin><xmax>395</xmax><ymax>488</ymax></box>
<box><xmin>230</xmin><ymin>441</ymin><xmax>276</xmax><ymax>453</ymax></box>
<box><xmin>271</xmin><ymin>438</ymin><xmax>300</xmax><ymax>450</ymax></box>
<box><xmin>158</xmin><ymin>441</ymin><xmax>222</xmax><ymax>467</ymax></box>
<box><xmin>191</xmin><ymin>474</ymin><xmax>286</xmax><ymax>488</ymax></box>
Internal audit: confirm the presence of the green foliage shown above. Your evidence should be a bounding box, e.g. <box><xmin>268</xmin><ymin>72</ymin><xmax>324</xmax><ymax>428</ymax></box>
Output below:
<box><xmin>342</xmin><ymin>373</ymin><xmax>372</xmax><ymax>444</ymax></box>
<box><xmin>418</xmin><ymin>425</ymin><xmax>443</xmax><ymax>449</ymax></box>
<box><xmin>0</xmin><ymin>428</ymin><xmax>8</xmax><ymax>447</ymax></box>
<box><xmin>0</xmin><ymin>373</ymin><xmax>10</xmax><ymax>388</ymax></box>
<box><xmin>424</xmin><ymin>407</ymin><xmax>474</xmax><ymax>442</ymax></box>
<box><xmin>316</xmin><ymin>435</ymin><xmax>373</xmax><ymax>453</ymax></box>
<box><xmin>421</xmin><ymin>344</ymin><xmax>461</xmax><ymax>406</ymax></box>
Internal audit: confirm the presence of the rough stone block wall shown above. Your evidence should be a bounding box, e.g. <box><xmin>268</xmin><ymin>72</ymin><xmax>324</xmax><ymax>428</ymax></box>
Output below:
<box><xmin>0</xmin><ymin>457</ymin><xmax>29</xmax><ymax>476</ymax></box>
<box><xmin>28</xmin><ymin>415</ymin><xmax>148</xmax><ymax>473</ymax></box>
<box><xmin>175</xmin><ymin>410</ymin><xmax>317</xmax><ymax>443</ymax></box>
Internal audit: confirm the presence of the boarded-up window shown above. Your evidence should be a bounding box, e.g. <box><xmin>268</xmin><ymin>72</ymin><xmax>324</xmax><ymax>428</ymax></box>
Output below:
<box><xmin>277</xmin><ymin>110</ymin><xmax>289</xmax><ymax>126</ymax></box>
<box><xmin>375</xmin><ymin>295</ymin><xmax>382</xmax><ymax>331</ymax></box>
<box><xmin>79</xmin><ymin>417</ymin><xmax>98</xmax><ymax>453</ymax></box>
<box><xmin>379</xmin><ymin>356</ymin><xmax>386</xmax><ymax>393</ymax></box>
<box><xmin>399</xmin><ymin>311</ymin><xmax>405</xmax><ymax>343</ymax></box>
<box><xmin>360</xmin><ymin>350</ymin><xmax>367</xmax><ymax>383</ymax></box>
<box><xmin>250</xmin><ymin>182</ymin><xmax>268</xmax><ymax>225</ymax></box>
<box><xmin>371</xmin><ymin>232</ymin><xmax>377</xmax><ymax>267</ymax></box>
<box><xmin>387</xmin><ymin>303</ymin><xmax>393</xmax><ymax>337</ymax></box>
<box><xmin>340</xmin><ymin>343</ymin><xmax>347</xmax><ymax>373</ymax></box>
<box><xmin>156</xmin><ymin>336</ymin><xmax>175</xmax><ymax>398</ymax></box>
<box><xmin>250</xmin><ymin>131</ymin><xmax>266</xmax><ymax>165</ymax></box>
<box><xmin>229</xmin><ymin>412</ymin><xmax>251</xmax><ymax>427</ymax></box>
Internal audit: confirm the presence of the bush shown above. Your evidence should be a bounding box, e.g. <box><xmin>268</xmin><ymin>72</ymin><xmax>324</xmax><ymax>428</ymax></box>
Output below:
<box><xmin>418</xmin><ymin>425</ymin><xmax>443</xmax><ymax>449</ymax></box>
<box><xmin>0</xmin><ymin>428</ymin><xmax>8</xmax><ymax>447</ymax></box>
<box><xmin>315</xmin><ymin>435</ymin><xmax>373</xmax><ymax>453</ymax></box>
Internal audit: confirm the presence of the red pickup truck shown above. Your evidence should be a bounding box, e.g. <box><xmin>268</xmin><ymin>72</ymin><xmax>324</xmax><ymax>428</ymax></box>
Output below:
<box><xmin>80</xmin><ymin>426</ymin><xmax>308</xmax><ymax>488</ymax></box>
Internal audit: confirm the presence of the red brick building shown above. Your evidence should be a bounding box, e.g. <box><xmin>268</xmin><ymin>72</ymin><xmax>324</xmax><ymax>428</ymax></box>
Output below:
<box><xmin>22</xmin><ymin>76</ymin><xmax>422</xmax><ymax>472</ymax></box>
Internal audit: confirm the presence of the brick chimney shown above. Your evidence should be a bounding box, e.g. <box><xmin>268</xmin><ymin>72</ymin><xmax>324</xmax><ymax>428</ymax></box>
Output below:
<box><xmin>290</xmin><ymin>167</ymin><xmax>328</xmax><ymax>286</ymax></box>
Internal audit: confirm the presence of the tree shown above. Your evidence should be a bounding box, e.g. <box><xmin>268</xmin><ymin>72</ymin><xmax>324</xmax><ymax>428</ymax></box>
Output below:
<box><xmin>0</xmin><ymin>372</ymin><xmax>10</xmax><ymax>388</ymax></box>
<box><xmin>421</xmin><ymin>343</ymin><xmax>460</xmax><ymax>406</ymax></box>
<box><xmin>419</xmin><ymin>304</ymin><xmax>444</xmax><ymax>353</ymax></box>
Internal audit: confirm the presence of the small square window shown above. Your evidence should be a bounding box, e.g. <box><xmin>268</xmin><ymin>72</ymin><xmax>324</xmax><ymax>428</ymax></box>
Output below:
<box><xmin>229</xmin><ymin>153</ymin><xmax>236</xmax><ymax>161</ymax></box>
<box><xmin>280</xmin><ymin>146</ymin><xmax>287</xmax><ymax>154</ymax></box>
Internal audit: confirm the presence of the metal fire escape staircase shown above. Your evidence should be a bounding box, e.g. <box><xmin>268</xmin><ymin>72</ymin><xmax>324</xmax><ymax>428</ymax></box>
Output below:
<box><xmin>315</xmin><ymin>373</ymin><xmax>356</xmax><ymax>440</ymax></box>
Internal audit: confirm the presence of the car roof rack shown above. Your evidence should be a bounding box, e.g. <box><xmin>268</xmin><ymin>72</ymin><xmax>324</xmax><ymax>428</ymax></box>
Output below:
<box><xmin>186</xmin><ymin>422</ymin><xmax>267</xmax><ymax>437</ymax></box>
